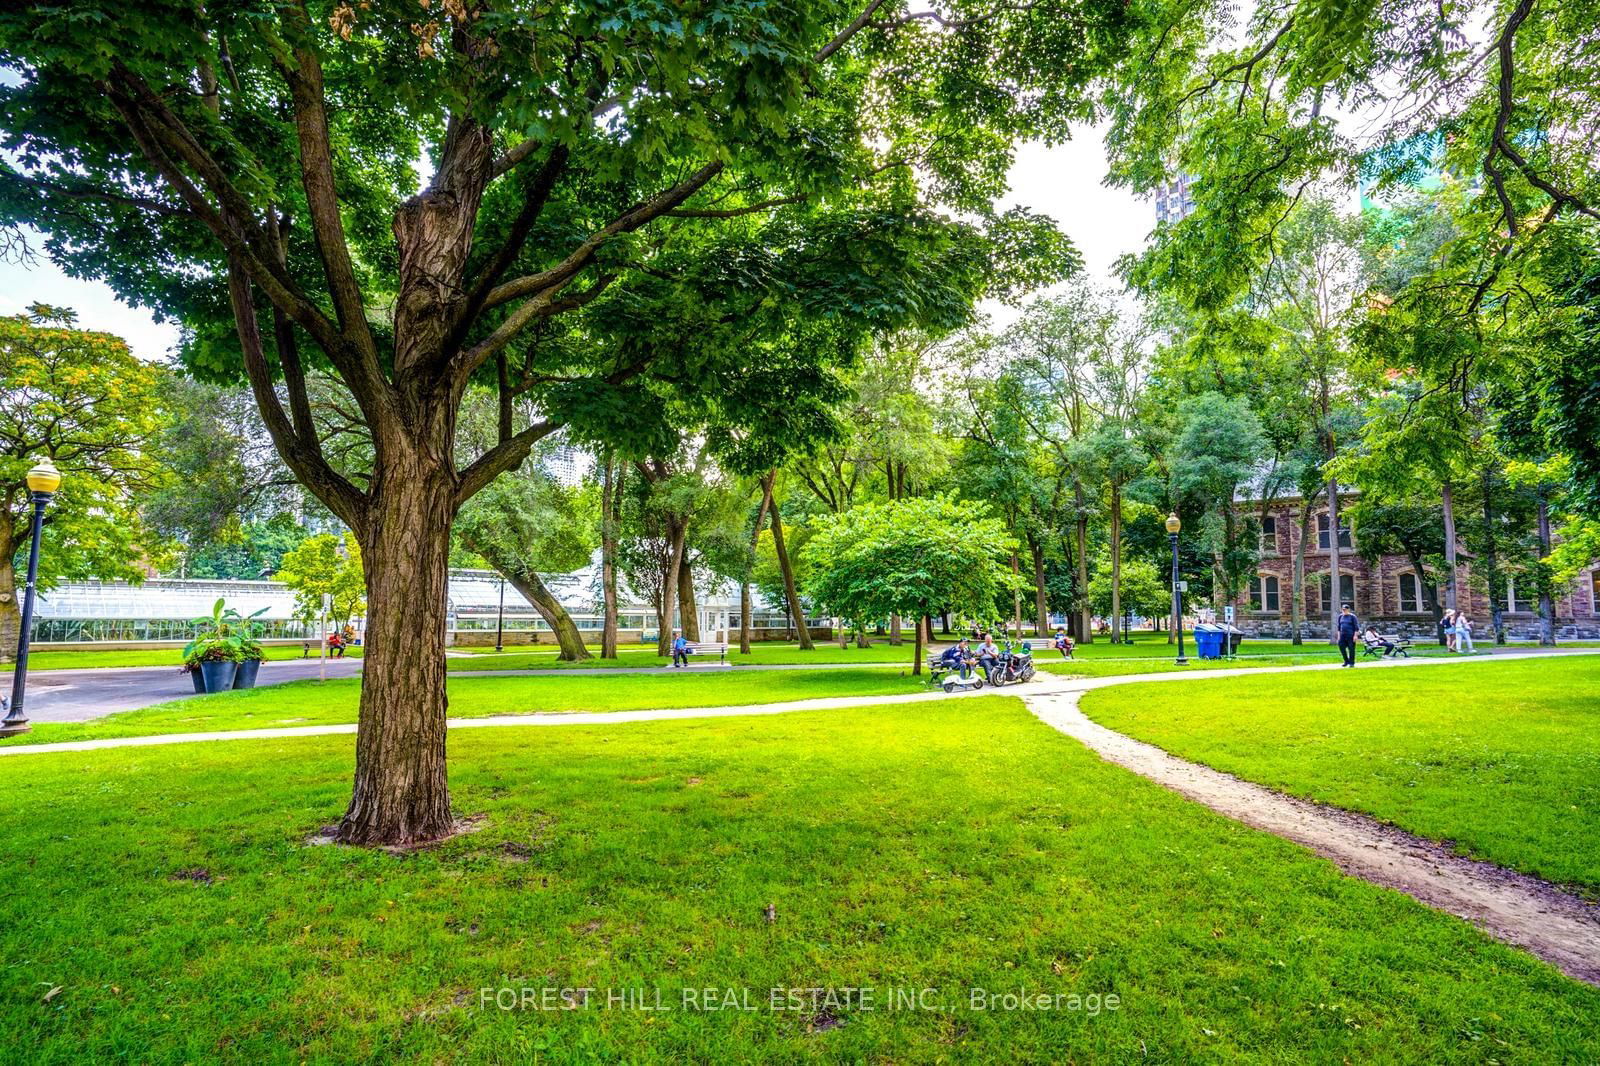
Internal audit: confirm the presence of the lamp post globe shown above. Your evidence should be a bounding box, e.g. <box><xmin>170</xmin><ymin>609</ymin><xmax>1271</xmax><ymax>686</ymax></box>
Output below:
<box><xmin>1166</xmin><ymin>511</ymin><xmax>1187</xmax><ymax>665</ymax></box>
<box><xmin>2</xmin><ymin>457</ymin><xmax>63</xmax><ymax>736</ymax></box>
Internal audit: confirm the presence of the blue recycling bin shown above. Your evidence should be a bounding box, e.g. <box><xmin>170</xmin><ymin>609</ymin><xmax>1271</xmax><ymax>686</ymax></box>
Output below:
<box><xmin>1192</xmin><ymin>627</ymin><xmax>1226</xmax><ymax>660</ymax></box>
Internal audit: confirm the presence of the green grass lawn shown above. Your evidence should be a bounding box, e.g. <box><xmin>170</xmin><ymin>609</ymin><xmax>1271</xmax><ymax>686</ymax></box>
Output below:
<box><xmin>24</xmin><ymin>644</ymin><xmax>362</xmax><ymax>671</ymax></box>
<box><xmin>0</xmin><ymin>668</ymin><xmax>928</xmax><ymax>747</ymax></box>
<box><xmin>1079</xmin><ymin>656</ymin><xmax>1600</xmax><ymax>895</ymax></box>
<box><xmin>2</xmin><ymin>698</ymin><xmax>1594</xmax><ymax>1063</ymax></box>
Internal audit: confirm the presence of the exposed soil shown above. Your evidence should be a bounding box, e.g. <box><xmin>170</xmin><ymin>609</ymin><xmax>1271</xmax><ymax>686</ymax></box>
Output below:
<box><xmin>1024</xmin><ymin>687</ymin><xmax>1600</xmax><ymax>987</ymax></box>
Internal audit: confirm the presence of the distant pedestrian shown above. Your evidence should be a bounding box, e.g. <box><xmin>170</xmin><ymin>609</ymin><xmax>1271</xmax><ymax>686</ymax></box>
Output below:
<box><xmin>1441</xmin><ymin>609</ymin><xmax>1457</xmax><ymax>652</ymax></box>
<box><xmin>1336</xmin><ymin>603</ymin><xmax>1359</xmax><ymax>668</ymax></box>
<box><xmin>670</xmin><ymin>628</ymin><xmax>690</xmax><ymax>668</ymax></box>
<box><xmin>1454</xmin><ymin>612</ymin><xmax>1475</xmax><ymax>654</ymax></box>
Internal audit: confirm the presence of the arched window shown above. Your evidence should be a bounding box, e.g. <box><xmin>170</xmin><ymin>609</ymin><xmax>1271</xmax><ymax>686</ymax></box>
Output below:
<box><xmin>1319</xmin><ymin>573</ymin><xmax>1356</xmax><ymax>610</ymax></box>
<box><xmin>1397</xmin><ymin>573</ymin><xmax>1429</xmax><ymax>613</ymax></box>
<box><xmin>1248</xmin><ymin>575</ymin><xmax>1280</xmax><ymax>612</ymax></box>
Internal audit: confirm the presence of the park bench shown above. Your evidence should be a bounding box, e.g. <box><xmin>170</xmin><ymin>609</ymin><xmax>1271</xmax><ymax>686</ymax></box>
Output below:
<box><xmin>685</xmin><ymin>641</ymin><xmax>730</xmax><ymax>664</ymax></box>
<box><xmin>1361</xmin><ymin>633</ymin><xmax>1411</xmax><ymax>658</ymax></box>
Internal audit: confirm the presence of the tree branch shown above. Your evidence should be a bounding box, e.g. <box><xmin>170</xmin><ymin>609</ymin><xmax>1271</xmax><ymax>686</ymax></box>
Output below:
<box><xmin>226</xmin><ymin>258</ymin><xmax>367</xmax><ymax>530</ymax></box>
<box><xmin>454</xmin><ymin>419</ymin><xmax>559</xmax><ymax>507</ymax></box>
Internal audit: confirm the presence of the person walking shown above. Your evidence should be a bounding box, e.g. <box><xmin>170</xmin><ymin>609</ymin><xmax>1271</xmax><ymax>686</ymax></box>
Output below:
<box><xmin>670</xmin><ymin>628</ymin><xmax>690</xmax><ymax>668</ymax></box>
<box><xmin>1336</xmin><ymin>603</ymin><xmax>1360</xmax><ymax>668</ymax></box>
<box><xmin>1455</xmin><ymin>611</ymin><xmax>1475</xmax><ymax>654</ymax></box>
<box><xmin>1441</xmin><ymin>608</ymin><xmax>1457</xmax><ymax>652</ymax></box>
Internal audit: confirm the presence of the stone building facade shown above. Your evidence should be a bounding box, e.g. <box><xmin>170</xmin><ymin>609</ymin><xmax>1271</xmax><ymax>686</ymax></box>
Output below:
<box><xmin>1228</xmin><ymin>497</ymin><xmax>1600</xmax><ymax>640</ymax></box>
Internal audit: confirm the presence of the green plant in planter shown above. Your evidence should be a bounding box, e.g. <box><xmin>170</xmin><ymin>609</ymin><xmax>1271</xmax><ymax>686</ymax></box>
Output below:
<box><xmin>182</xmin><ymin>598</ymin><xmax>244</xmax><ymax>664</ymax></box>
<box><xmin>228</xmin><ymin>605</ymin><xmax>270</xmax><ymax>662</ymax></box>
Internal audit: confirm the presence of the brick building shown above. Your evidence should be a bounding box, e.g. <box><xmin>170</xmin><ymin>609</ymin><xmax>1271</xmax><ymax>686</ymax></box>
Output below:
<box><xmin>1229</xmin><ymin>496</ymin><xmax>1600</xmax><ymax>640</ymax></box>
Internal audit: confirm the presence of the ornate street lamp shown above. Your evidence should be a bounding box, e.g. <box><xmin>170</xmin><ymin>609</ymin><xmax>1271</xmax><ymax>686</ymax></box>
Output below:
<box><xmin>1166</xmin><ymin>511</ymin><xmax>1188</xmax><ymax>666</ymax></box>
<box><xmin>2</xmin><ymin>458</ymin><xmax>62</xmax><ymax>737</ymax></box>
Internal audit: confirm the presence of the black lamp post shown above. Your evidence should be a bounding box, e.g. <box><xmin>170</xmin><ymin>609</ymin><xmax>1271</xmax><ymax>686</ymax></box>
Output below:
<box><xmin>1166</xmin><ymin>511</ymin><xmax>1187</xmax><ymax>665</ymax></box>
<box><xmin>2</xmin><ymin>458</ymin><xmax>62</xmax><ymax>737</ymax></box>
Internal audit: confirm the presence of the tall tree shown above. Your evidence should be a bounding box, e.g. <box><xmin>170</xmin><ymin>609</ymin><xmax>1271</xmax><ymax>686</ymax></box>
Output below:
<box><xmin>455</xmin><ymin>462</ymin><xmax>598</xmax><ymax>661</ymax></box>
<box><xmin>0</xmin><ymin>0</ymin><xmax>1128</xmax><ymax>844</ymax></box>
<box><xmin>0</xmin><ymin>308</ymin><xmax>167</xmax><ymax>658</ymax></box>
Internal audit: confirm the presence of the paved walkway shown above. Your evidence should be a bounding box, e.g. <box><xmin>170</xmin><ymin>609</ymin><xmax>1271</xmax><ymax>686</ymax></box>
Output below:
<box><xmin>5</xmin><ymin>646</ymin><xmax>1598</xmax><ymax>986</ymax></box>
<box><xmin>2</xmin><ymin>658</ymin><xmax>364</xmax><ymax>723</ymax></box>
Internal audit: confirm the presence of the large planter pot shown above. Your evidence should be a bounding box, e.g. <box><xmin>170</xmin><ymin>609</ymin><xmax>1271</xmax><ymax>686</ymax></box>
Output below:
<box><xmin>199</xmin><ymin>660</ymin><xmax>237</xmax><ymax>694</ymax></box>
<box><xmin>188</xmin><ymin>670</ymin><xmax>205</xmax><ymax>694</ymax></box>
<box><xmin>233</xmin><ymin>658</ymin><xmax>262</xmax><ymax>690</ymax></box>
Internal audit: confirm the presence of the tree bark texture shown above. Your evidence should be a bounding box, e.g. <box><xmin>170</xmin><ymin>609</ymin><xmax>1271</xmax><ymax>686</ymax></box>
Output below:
<box><xmin>656</xmin><ymin>520</ymin><xmax>688</xmax><ymax>656</ymax></box>
<box><xmin>1291</xmin><ymin>502</ymin><xmax>1311</xmax><ymax>645</ymax></box>
<box><xmin>505</xmin><ymin>568</ymin><xmax>591</xmax><ymax>661</ymax></box>
<box><xmin>601</xmin><ymin>454</ymin><xmax>620</xmax><ymax>659</ymax></box>
<box><xmin>678</xmin><ymin>556</ymin><xmax>700</xmax><ymax>642</ymax></box>
<box><xmin>336</xmin><ymin>466</ymin><xmax>457</xmax><ymax>847</ymax></box>
<box><xmin>1030</xmin><ymin>539</ymin><xmax>1049</xmax><ymax>638</ymax></box>
<box><xmin>1536</xmin><ymin>490</ymin><xmax>1555</xmax><ymax>646</ymax></box>
<box><xmin>769</xmin><ymin>492</ymin><xmax>812</xmax><ymax>649</ymax></box>
<box><xmin>1109</xmin><ymin>487</ymin><xmax>1122</xmax><ymax>642</ymax></box>
<box><xmin>1441</xmin><ymin>479</ymin><xmax>1460</xmax><ymax>614</ymax></box>
<box><xmin>739</xmin><ymin>478</ymin><xmax>773</xmax><ymax>655</ymax></box>
<box><xmin>1325</xmin><ymin>478</ymin><xmax>1342</xmax><ymax>643</ymax></box>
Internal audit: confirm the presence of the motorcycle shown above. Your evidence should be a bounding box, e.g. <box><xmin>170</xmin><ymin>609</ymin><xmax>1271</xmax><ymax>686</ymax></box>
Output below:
<box><xmin>985</xmin><ymin>640</ymin><xmax>1035</xmax><ymax>686</ymax></box>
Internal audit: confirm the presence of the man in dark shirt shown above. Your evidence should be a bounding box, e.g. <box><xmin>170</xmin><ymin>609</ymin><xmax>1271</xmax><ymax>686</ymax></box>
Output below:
<box><xmin>1336</xmin><ymin>604</ymin><xmax>1360</xmax><ymax>667</ymax></box>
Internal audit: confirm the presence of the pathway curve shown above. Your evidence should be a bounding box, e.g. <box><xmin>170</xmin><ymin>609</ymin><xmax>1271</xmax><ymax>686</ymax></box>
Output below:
<box><xmin>4</xmin><ymin>647</ymin><xmax>1598</xmax><ymax>985</ymax></box>
<box><xmin>1020</xmin><ymin>653</ymin><xmax>1600</xmax><ymax>988</ymax></box>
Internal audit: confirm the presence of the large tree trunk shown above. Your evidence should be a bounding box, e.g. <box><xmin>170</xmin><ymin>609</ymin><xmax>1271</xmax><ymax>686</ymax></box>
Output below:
<box><xmin>1030</xmin><ymin>538</ymin><xmax>1049</xmax><ymax>637</ymax></box>
<box><xmin>888</xmin><ymin>615</ymin><xmax>903</xmax><ymax>646</ymax></box>
<box><xmin>506</xmin><ymin>568</ymin><xmax>591</xmax><ymax>661</ymax></box>
<box><xmin>1010</xmin><ymin>551</ymin><xmax>1023</xmax><ymax>638</ymax></box>
<box><xmin>0</xmin><ymin>511</ymin><xmax>18</xmax><ymax>663</ymax></box>
<box><xmin>769</xmin><ymin>493</ymin><xmax>812</xmax><ymax>649</ymax></box>
<box><xmin>1073</xmin><ymin>486</ymin><xmax>1092</xmax><ymax>643</ymax></box>
<box><xmin>1536</xmin><ymin>488</ymin><xmax>1556</xmax><ymax>646</ymax></box>
<box><xmin>911</xmin><ymin>608</ymin><xmax>924</xmax><ymax>675</ymax></box>
<box><xmin>678</xmin><ymin>556</ymin><xmax>700</xmax><ymax>642</ymax></box>
<box><xmin>1326</xmin><ymin>478</ymin><xmax>1342</xmax><ymax>643</ymax></box>
<box><xmin>656</xmin><ymin>521</ymin><xmax>688</xmax><ymax>656</ymax></box>
<box><xmin>600</xmin><ymin>454</ymin><xmax>619</xmax><ymax>658</ymax></box>
<box><xmin>1481</xmin><ymin>465</ymin><xmax>1505</xmax><ymax>644</ymax></box>
<box><xmin>740</xmin><ymin>478</ymin><xmax>773</xmax><ymax>655</ymax></box>
<box><xmin>1291</xmin><ymin>501</ymin><xmax>1311</xmax><ymax>645</ymax></box>
<box><xmin>336</xmin><ymin>469</ymin><xmax>456</xmax><ymax>847</ymax></box>
<box><xmin>1441</xmin><ymin>479</ymin><xmax>1460</xmax><ymax>616</ymax></box>
<box><xmin>1109</xmin><ymin>486</ymin><xmax>1123</xmax><ymax>642</ymax></box>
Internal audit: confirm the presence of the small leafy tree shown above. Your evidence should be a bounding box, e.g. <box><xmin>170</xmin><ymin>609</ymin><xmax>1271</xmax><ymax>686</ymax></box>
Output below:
<box><xmin>278</xmin><ymin>532</ymin><xmax>365</xmax><ymax>631</ymax></box>
<box><xmin>0</xmin><ymin>306</ymin><xmax>168</xmax><ymax>658</ymax></box>
<box><xmin>802</xmin><ymin>496</ymin><xmax>1017</xmax><ymax>673</ymax></box>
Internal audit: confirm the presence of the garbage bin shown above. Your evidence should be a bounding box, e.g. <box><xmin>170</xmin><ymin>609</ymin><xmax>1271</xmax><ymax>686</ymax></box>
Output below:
<box><xmin>1192</xmin><ymin>625</ymin><xmax>1226</xmax><ymax>660</ymax></box>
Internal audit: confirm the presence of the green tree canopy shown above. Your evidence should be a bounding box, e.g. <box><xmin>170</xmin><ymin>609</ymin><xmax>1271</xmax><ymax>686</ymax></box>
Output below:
<box><xmin>801</xmin><ymin>495</ymin><xmax>1017</xmax><ymax>671</ymax></box>
<box><xmin>277</xmin><ymin>531</ymin><xmax>365</xmax><ymax>630</ymax></box>
<box><xmin>0</xmin><ymin>307</ymin><xmax>168</xmax><ymax>659</ymax></box>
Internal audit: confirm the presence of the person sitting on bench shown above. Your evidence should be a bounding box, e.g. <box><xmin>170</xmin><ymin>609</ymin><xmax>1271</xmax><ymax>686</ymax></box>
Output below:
<box><xmin>1363</xmin><ymin>626</ymin><xmax>1398</xmax><ymax>657</ymax></box>
<box><xmin>670</xmin><ymin>629</ymin><xmax>690</xmax><ymax>668</ymax></box>
<box><xmin>1052</xmin><ymin>628</ymin><xmax>1075</xmax><ymax>659</ymax></box>
<box><xmin>938</xmin><ymin>639</ymin><xmax>974</xmax><ymax>679</ymax></box>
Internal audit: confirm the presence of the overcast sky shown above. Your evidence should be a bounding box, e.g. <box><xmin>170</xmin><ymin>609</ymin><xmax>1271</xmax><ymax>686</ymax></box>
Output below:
<box><xmin>0</xmin><ymin>125</ymin><xmax>1151</xmax><ymax>360</ymax></box>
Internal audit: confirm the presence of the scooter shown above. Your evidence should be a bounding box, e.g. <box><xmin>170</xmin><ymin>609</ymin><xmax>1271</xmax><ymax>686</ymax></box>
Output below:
<box><xmin>932</xmin><ymin>655</ymin><xmax>986</xmax><ymax>694</ymax></box>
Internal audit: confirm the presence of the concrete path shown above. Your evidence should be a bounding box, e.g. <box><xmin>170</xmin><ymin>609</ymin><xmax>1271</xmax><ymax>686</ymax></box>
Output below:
<box><xmin>1023</xmin><ymin>684</ymin><xmax>1600</xmax><ymax>988</ymax></box>
<box><xmin>2</xmin><ymin>658</ymin><xmax>364</xmax><ymax>723</ymax></box>
<box><xmin>0</xmin><ymin>684</ymin><xmax>995</xmax><ymax>756</ymax></box>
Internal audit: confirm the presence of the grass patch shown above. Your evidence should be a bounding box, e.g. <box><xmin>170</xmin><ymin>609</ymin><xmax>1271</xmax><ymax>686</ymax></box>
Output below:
<box><xmin>23</xmin><ymin>645</ymin><xmax>362</xmax><ymax>671</ymax></box>
<box><xmin>0</xmin><ymin>668</ymin><xmax>926</xmax><ymax>746</ymax></box>
<box><xmin>2</xmin><ymin>698</ymin><xmax>1595</xmax><ymax>1062</ymax></box>
<box><xmin>1079</xmin><ymin>656</ymin><xmax>1600</xmax><ymax>895</ymax></box>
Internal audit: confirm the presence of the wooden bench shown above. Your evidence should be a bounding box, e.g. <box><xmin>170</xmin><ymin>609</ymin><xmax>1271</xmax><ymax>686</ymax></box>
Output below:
<box><xmin>1361</xmin><ymin>633</ymin><xmax>1411</xmax><ymax>658</ymax></box>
